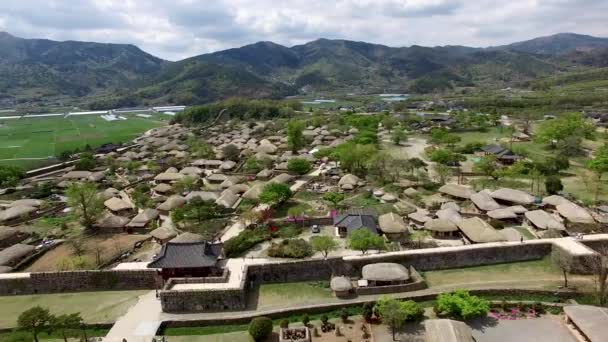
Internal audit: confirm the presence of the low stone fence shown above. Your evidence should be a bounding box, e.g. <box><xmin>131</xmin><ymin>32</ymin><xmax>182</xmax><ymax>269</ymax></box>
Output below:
<box><xmin>0</xmin><ymin>269</ymin><xmax>160</xmax><ymax>295</ymax></box>
<box><xmin>163</xmin><ymin>269</ymin><xmax>231</xmax><ymax>290</ymax></box>
<box><xmin>355</xmin><ymin>266</ymin><xmax>427</xmax><ymax>296</ymax></box>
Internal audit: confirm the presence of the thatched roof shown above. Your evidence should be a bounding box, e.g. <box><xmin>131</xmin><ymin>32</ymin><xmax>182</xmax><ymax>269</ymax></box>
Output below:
<box><xmin>170</xmin><ymin>232</ymin><xmax>205</xmax><ymax>244</ymax></box>
<box><xmin>127</xmin><ymin>209</ymin><xmax>160</xmax><ymax>228</ymax></box>
<box><xmin>0</xmin><ymin>205</ymin><xmax>37</xmax><ymax>222</ymax></box>
<box><xmin>154</xmin><ymin>172</ymin><xmax>184</xmax><ymax>182</ymax></box>
<box><xmin>216</xmin><ymin>190</ymin><xmax>239</xmax><ymax>208</ymax></box>
<box><xmin>179</xmin><ymin>167</ymin><xmax>203</xmax><ymax>176</ymax></box>
<box><xmin>556</xmin><ymin>202</ymin><xmax>595</xmax><ymax>224</ymax></box>
<box><xmin>490</xmin><ymin>188</ymin><xmax>535</xmax><ymax>205</ymax></box>
<box><xmin>100</xmin><ymin>188</ymin><xmax>120</xmax><ymax>201</ymax></box>
<box><xmin>542</xmin><ymin>195</ymin><xmax>570</xmax><ymax>207</ymax></box>
<box><xmin>104</xmin><ymin>197</ymin><xmax>133</xmax><ymax>212</ymax></box>
<box><xmin>157</xmin><ymin>195</ymin><xmax>186</xmax><ymax>212</ymax></box>
<box><xmin>424</xmin><ymin>319</ymin><xmax>474</xmax><ymax>342</ymax></box>
<box><xmin>269</xmin><ymin>173</ymin><xmax>294</xmax><ymax>184</ymax></box>
<box><xmin>0</xmin><ymin>226</ymin><xmax>22</xmax><ymax>241</ymax></box>
<box><xmin>470</xmin><ymin>192</ymin><xmax>501</xmax><ymax>211</ymax></box>
<box><xmin>425</xmin><ymin>219</ymin><xmax>458</xmax><ymax>232</ymax></box>
<box><xmin>9</xmin><ymin>199</ymin><xmax>44</xmax><ymax>208</ymax></box>
<box><xmin>381</xmin><ymin>193</ymin><xmax>398</xmax><ymax>203</ymax></box>
<box><xmin>378</xmin><ymin>212</ymin><xmax>408</xmax><ymax>234</ymax></box>
<box><xmin>330</xmin><ymin>276</ymin><xmax>353</xmax><ymax>292</ymax></box>
<box><xmin>206</xmin><ymin>173</ymin><xmax>228</xmax><ymax>182</ymax></box>
<box><xmin>150</xmin><ymin>226</ymin><xmax>178</xmax><ymax>241</ymax></box>
<box><xmin>256</xmin><ymin>143</ymin><xmax>278</xmax><ymax>154</ymax></box>
<box><xmin>487</xmin><ymin>208</ymin><xmax>518</xmax><ymax>220</ymax></box>
<box><xmin>220</xmin><ymin>160</ymin><xmax>237</xmax><ymax>170</ymax></box>
<box><xmin>62</xmin><ymin>171</ymin><xmax>92</xmax><ymax>180</ymax></box>
<box><xmin>0</xmin><ymin>244</ymin><xmax>35</xmax><ymax>266</ymax></box>
<box><xmin>403</xmin><ymin>188</ymin><xmax>419</xmax><ymax>197</ymax></box>
<box><xmin>186</xmin><ymin>191</ymin><xmax>219</xmax><ymax>202</ymax></box>
<box><xmin>438</xmin><ymin>184</ymin><xmax>475</xmax><ymax>199</ymax></box>
<box><xmin>408</xmin><ymin>211</ymin><xmax>431</xmax><ymax>223</ymax></box>
<box><xmin>499</xmin><ymin>227</ymin><xmax>522</xmax><ymax>241</ymax></box>
<box><xmin>362</xmin><ymin>263</ymin><xmax>410</xmax><ymax>282</ymax></box>
<box><xmin>256</xmin><ymin>169</ymin><xmax>273</xmax><ymax>179</ymax></box>
<box><xmin>154</xmin><ymin>183</ymin><xmax>173</xmax><ymax>193</ymax></box>
<box><xmin>96</xmin><ymin>213</ymin><xmax>130</xmax><ymax>228</ymax></box>
<box><xmin>436</xmin><ymin>208</ymin><xmax>463</xmax><ymax>224</ymax></box>
<box><xmin>220</xmin><ymin>176</ymin><xmax>244</xmax><ymax>189</ymax></box>
<box><xmin>507</xmin><ymin>205</ymin><xmax>528</xmax><ymax>214</ymax></box>
<box><xmin>457</xmin><ymin>217</ymin><xmax>506</xmax><ymax>243</ymax></box>
<box><xmin>243</xmin><ymin>183</ymin><xmax>265</xmax><ymax>200</ymax></box>
<box><xmin>441</xmin><ymin>202</ymin><xmax>461</xmax><ymax>212</ymax></box>
<box><xmin>524</xmin><ymin>210</ymin><xmax>565</xmax><ymax>230</ymax></box>
<box><xmin>338</xmin><ymin>174</ymin><xmax>360</xmax><ymax>188</ymax></box>
<box><xmin>227</xmin><ymin>184</ymin><xmax>249</xmax><ymax>194</ymax></box>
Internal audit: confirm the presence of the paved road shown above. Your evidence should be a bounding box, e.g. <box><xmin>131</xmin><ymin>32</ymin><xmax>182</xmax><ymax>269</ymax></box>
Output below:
<box><xmin>105</xmin><ymin>291</ymin><xmax>162</xmax><ymax>342</ymax></box>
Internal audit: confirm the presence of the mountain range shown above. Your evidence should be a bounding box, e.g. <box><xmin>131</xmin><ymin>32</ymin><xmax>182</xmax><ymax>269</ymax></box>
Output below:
<box><xmin>1</xmin><ymin>31</ymin><xmax>608</xmax><ymax>108</ymax></box>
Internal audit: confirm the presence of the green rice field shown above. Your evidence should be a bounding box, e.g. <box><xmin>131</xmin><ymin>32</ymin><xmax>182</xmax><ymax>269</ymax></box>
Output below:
<box><xmin>0</xmin><ymin>114</ymin><xmax>167</xmax><ymax>169</ymax></box>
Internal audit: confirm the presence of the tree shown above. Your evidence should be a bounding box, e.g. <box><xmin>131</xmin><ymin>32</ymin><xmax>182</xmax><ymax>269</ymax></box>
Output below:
<box><xmin>248</xmin><ymin>317</ymin><xmax>273</xmax><ymax>342</ymax></box>
<box><xmin>587</xmin><ymin>144</ymin><xmax>608</xmax><ymax>201</ymax></box>
<box><xmin>66</xmin><ymin>182</ymin><xmax>103</xmax><ymax>229</ymax></box>
<box><xmin>131</xmin><ymin>184</ymin><xmax>152</xmax><ymax>209</ymax></box>
<box><xmin>552</xmin><ymin>248</ymin><xmax>573</xmax><ymax>288</ymax></box>
<box><xmin>382</xmin><ymin>116</ymin><xmax>397</xmax><ymax>132</ymax></box>
<box><xmin>434</xmin><ymin>290</ymin><xmax>490</xmax><ymax>320</ymax></box>
<box><xmin>340</xmin><ymin>307</ymin><xmax>349</xmax><ymax>323</ymax></box>
<box><xmin>174</xmin><ymin>175</ymin><xmax>199</xmax><ymax>193</ymax></box>
<box><xmin>74</xmin><ymin>152</ymin><xmax>96</xmax><ymax>171</ymax></box>
<box><xmin>348</xmin><ymin>229</ymin><xmax>385</xmax><ymax>254</ymax></box>
<box><xmin>302</xmin><ymin>313</ymin><xmax>310</xmax><ymax>326</ymax></box>
<box><xmin>433</xmin><ymin>164</ymin><xmax>451</xmax><ymax>184</ymax></box>
<box><xmin>545</xmin><ymin>175</ymin><xmax>563</xmax><ymax>195</ymax></box>
<box><xmin>243</xmin><ymin>158</ymin><xmax>262</xmax><ymax>173</ymax></box>
<box><xmin>52</xmin><ymin>313</ymin><xmax>83</xmax><ymax>342</ymax></box>
<box><xmin>172</xmin><ymin>199</ymin><xmax>224</xmax><ymax>227</ymax></box>
<box><xmin>392</xmin><ymin>127</ymin><xmax>407</xmax><ymax>145</ymax></box>
<box><xmin>473</xmin><ymin>155</ymin><xmax>504</xmax><ymax>180</ymax></box>
<box><xmin>429</xmin><ymin>127</ymin><xmax>461</xmax><ymax>147</ymax></box>
<box><xmin>222</xmin><ymin>144</ymin><xmax>240</xmax><ymax>162</ymax></box>
<box><xmin>310</xmin><ymin>236</ymin><xmax>338</xmax><ymax>259</ymax></box>
<box><xmin>535</xmin><ymin>112</ymin><xmax>595</xmax><ymax>148</ymax></box>
<box><xmin>287</xmin><ymin>119</ymin><xmax>305</xmax><ymax>153</ymax></box>
<box><xmin>259</xmin><ymin>183</ymin><xmax>292</xmax><ymax>205</ymax></box>
<box><xmin>330</xmin><ymin>142</ymin><xmax>378</xmax><ymax>177</ymax></box>
<box><xmin>584</xmin><ymin>246</ymin><xmax>608</xmax><ymax>306</ymax></box>
<box><xmin>17</xmin><ymin>306</ymin><xmax>53</xmax><ymax>342</ymax></box>
<box><xmin>429</xmin><ymin>149</ymin><xmax>465</xmax><ymax>166</ymax></box>
<box><xmin>287</xmin><ymin>158</ymin><xmax>311</xmax><ymax>175</ymax></box>
<box><xmin>323</xmin><ymin>192</ymin><xmax>345</xmax><ymax>209</ymax></box>
<box><xmin>375</xmin><ymin>297</ymin><xmax>423</xmax><ymax>341</ymax></box>
<box><xmin>0</xmin><ymin>165</ymin><xmax>25</xmax><ymax>187</ymax></box>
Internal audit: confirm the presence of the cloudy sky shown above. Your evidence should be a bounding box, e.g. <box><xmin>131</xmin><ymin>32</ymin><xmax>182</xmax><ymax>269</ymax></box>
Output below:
<box><xmin>1</xmin><ymin>0</ymin><xmax>607</xmax><ymax>61</ymax></box>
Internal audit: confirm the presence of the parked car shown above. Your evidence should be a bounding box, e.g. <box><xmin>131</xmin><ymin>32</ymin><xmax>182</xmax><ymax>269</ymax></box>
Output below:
<box><xmin>311</xmin><ymin>225</ymin><xmax>320</xmax><ymax>233</ymax></box>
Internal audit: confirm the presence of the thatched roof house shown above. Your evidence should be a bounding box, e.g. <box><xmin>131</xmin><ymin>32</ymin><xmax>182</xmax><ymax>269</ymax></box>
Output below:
<box><xmin>524</xmin><ymin>210</ymin><xmax>565</xmax><ymax>231</ymax></box>
<box><xmin>154</xmin><ymin>172</ymin><xmax>184</xmax><ymax>182</ymax></box>
<box><xmin>0</xmin><ymin>205</ymin><xmax>37</xmax><ymax>222</ymax></box>
<box><xmin>457</xmin><ymin>217</ymin><xmax>506</xmax><ymax>243</ymax></box>
<box><xmin>408</xmin><ymin>211</ymin><xmax>431</xmax><ymax>224</ymax></box>
<box><xmin>490</xmin><ymin>188</ymin><xmax>535</xmax><ymax>205</ymax></box>
<box><xmin>436</xmin><ymin>208</ymin><xmax>463</xmax><ymax>224</ymax></box>
<box><xmin>170</xmin><ymin>232</ymin><xmax>205</xmax><ymax>244</ymax></box>
<box><xmin>150</xmin><ymin>226</ymin><xmax>178</xmax><ymax>244</ymax></box>
<box><xmin>470</xmin><ymin>192</ymin><xmax>501</xmax><ymax>211</ymax></box>
<box><xmin>378</xmin><ymin>212</ymin><xmax>408</xmax><ymax>237</ymax></box>
<box><xmin>424</xmin><ymin>219</ymin><xmax>459</xmax><ymax>235</ymax></box>
<box><xmin>362</xmin><ymin>263</ymin><xmax>410</xmax><ymax>285</ymax></box>
<box><xmin>95</xmin><ymin>213</ymin><xmax>130</xmax><ymax>229</ymax></box>
<box><xmin>438</xmin><ymin>184</ymin><xmax>475</xmax><ymax>200</ymax></box>
<box><xmin>269</xmin><ymin>173</ymin><xmax>294</xmax><ymax>184</ymax></box>
<box><xmin>157</xmin><ymin>195</ymin><xmax>186</xmax><ymax>212</ymax></box>
<box><xmin>330</xmin><ymin>276</ymin><xmax>353</xmax><ymax>297</ymax></box>
<box><xmin>186</xmin><ymin>191</ymin><xmax>219</xmax><ymax>202</ymax></box>
<box><xmin>243</xmin><ymin>183</ymin><xmax>265</xmax><ymax>200</ymax></box>
<box><xmin>215</xmin><ymin>190</ymin><xmax>239</xmax><ymax>208</ymax></box>
<box><xmin>424</xmin><ymin>319</ymin><xmax>474</xmax><ymax>342</ymax></box>
<box><xmin>127</xmin><ymin>209</ymin><xmax>160</xmax><ymax>228</ymax></box>
<box><xmin>9</xmin><ymin>199</ymin><xmax>44</xmax><ymax>208</ymax></box>
<box><xmin>104</xmin><ymin>197</ymin><xmax>133</xmax><ymax>213</ymax></box>
<box><xmin>256</xmin><ymin>169</ymin><xmax>273</xmax><ymax>179</ymax></box>
<box><xmin>0</xmin><ymin>244</ymin><xmax>35</xmax><ymax>266</ymax></box>
<box><xmin>487</xmin><ymin>208</ymin><xmax>518</xmax><ymax>220</ymax></box>
<box><xmin>338</xmin><ymin>174</ymin><xmax>360</xmax><ymax>190</ymax></box>
<box><xmin>153</xmin><ymin>183</ymin><xmax>173</xmax><ymax>194</ymax></box>
<box><xmin>542</xmin><ymin>195</ymin><xmax>570</xmax><ymax>207</ymax></box>
<box><xmin>556</xmin><ymin>202</ymin><xmax>595</xmax><ymax>224</ymax></box>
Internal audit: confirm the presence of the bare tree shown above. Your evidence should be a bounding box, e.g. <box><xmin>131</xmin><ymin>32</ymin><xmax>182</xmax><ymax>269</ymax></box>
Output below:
<box><xmin>551</xmin><ymin>248</ymin><xmax>573</xmax><ymax>288</ymax></box>
<box><xmin>584</xmin><ymin>246</ymin><xmax>608</xmax><ymax>306</ymax></box>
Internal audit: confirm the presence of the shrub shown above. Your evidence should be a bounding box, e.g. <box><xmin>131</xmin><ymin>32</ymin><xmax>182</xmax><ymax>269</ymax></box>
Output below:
<box><xmin>0</xmin><ymin>165</ymin><xmax>25</xmax><ymax>187</ymax></box>
<box><xmin>434</xmin><ymin>290</ymin><xmax>490</xmax><ymax>320</ymax></box>
<box><xmin>320</xmin><ymin>314</ymin><xmax>329</xmax><ymax>324</ymax></box>
<box><xmin>362</xmin><ymin>302</ymin><xmax>374</xmax><ymax>322</ymax></box>
<box><xmin>302</xmin><ymin>313</ymin><xmax>310</xmax><ymax>326</ymax></box>
<box><xmin>287</xmin><ymin>158</ymin><xmax>312</xmax><ymax>175</ymax></box>
<box><xmin>279</xmin><ymin>319</ymin><xmax>289</xmax><ymax>328</ymax></box>
<box><xmin>267</xmin><ymin>239</ymin><xmax>313</xmax><ymax>259</ymax></box>
<box><xmin>545</xmin><ymin>175</ymin><xmax>563</xmax><ymax>195</ymax></box>
<box><xmin>259</xmin><ymin>183</ymin><xmax>293</xmax><ymax>205</ymax></box>
<box><xmin>224</xmin><ymin>227</ymin><xmax>271</xmax><ymax>257</ymax></box>
<box><xmin>74</xmin><ymin>152</ymin><xmax>96</xmax><ymax>171</ymax></box>
<box><xmin>276</xmin><ymin>224</ymin><xmax>302</xmax><ymax>238</ymax></box>
<box><xmin>249</xmin><ymin>317</ymin><xmax>273</xmax><ymax>342</ymax></box>
<box><xmin>340</xmin><ymin>307</ymin><xmax>349</xmax><ymax>322</ymax></box>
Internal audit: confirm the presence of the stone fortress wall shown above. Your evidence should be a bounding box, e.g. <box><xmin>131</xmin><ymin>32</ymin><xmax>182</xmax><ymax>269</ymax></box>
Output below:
<box><xmin>2</xmin><ymin>235</ymin><xmax>608</xmax><ymax>313</ymax></box>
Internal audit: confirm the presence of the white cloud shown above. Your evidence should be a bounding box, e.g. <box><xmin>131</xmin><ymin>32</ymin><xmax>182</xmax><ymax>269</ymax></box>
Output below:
<box><xmin>0</xmin><ymin>0</ymin><xmax>606</xmax><ymax>60</ymax></box>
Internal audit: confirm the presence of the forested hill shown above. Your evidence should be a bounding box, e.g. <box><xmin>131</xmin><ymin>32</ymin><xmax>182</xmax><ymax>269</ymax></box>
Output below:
<box><xmin>2</xmin><ymin>31</ymin><xmax>608</xmax><ymax>108</ymax></box>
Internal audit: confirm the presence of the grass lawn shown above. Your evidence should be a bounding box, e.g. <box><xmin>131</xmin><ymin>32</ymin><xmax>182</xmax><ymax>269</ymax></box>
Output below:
<box><xmin>256</xmin><ymin>282</ymin><xmax>333</xmax><ymax>310</ymax></box>
<box><xmin>0</xmin><ymin>290</ymin><xmax>147</xmax><ymax>328</ymax></box>
<box><xmin>0</xmin><ymin>114</ymin><xmax>165</xmax><ymax>169</ymax></box>
<box><xmin>453</xmin><ymin>127</ymin><xmax>509</xmax><ymax>145</ymax></box>
<box><xmin>272</xmin><ymin>201</ymin><xmax>314</xmax><ymax>218</ymax></box>
<box><xmin>423</xmin><ymin>257</ymin><xmax>592</xmax><ymax>290</ymax></box>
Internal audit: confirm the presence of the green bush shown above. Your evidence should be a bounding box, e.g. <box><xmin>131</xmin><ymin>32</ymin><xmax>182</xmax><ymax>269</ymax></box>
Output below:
<box><xmin>249</xmin><ymin>317</ymin><xmax>273</xmax><ymax>342</ymax></box>
<box><xmin>0</xmin><ymin>165</ymin><xmax>25</xmax><ymax>187</ymax></box>
<box><xmin>287</xmin><ymin>158</ymin><xmax>312</xmax><ymax>175</ymax></box>
<box><xmin>302</xmin><ymin>314</ymin><xmax>310</xmax><ymax>326</ymax></box>
<box><xmin>545</xmin><ymin>175</ymin><xmax>563</xmax><ymax>195</ymax></box>
<box><xmin>340</xmin><ymin>308</ymin><xmax>349</xmax><ymax>322</ymax></box>
<box><xmin>224</xmin><ymin>227</ymin><xmax>271</xmax><ymax>257</ymax></box>
<box><xmin>276</xmin><ymin>225</ymin><xmax>302</xmax><ymax>238</ymax></box>
<box><xmin>434</xmin><ymin>290</ymin><xmax>490</xmax><ymax>320</ymax></box>
<box><xmin>267</xmin><ymin>239</ymin><xmax>313</xmax><ymax>258</ymax></box>
<box><xmin>279</xmin><ymin>319</ymin><xmax>289</xmax><ymax>328</ymax></box>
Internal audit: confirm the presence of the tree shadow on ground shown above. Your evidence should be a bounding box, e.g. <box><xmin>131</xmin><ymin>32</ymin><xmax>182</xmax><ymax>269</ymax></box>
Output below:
<box><xmin>467</xmin><ymin>316</ymin><xmax>499</xmax><ymax>333</ymax></box>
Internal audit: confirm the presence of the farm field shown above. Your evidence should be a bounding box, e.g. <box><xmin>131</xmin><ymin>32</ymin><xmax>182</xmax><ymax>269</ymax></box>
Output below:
<box><xmin>0</xmin><ymin>113</ymin><xmax>167</xmax><ymax>169</ymax></box>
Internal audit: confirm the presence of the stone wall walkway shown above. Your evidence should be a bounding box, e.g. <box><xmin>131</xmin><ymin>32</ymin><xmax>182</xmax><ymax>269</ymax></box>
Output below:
<box><xmin>104</xmin><ymin>291</ymin><xmax>162</xmax><ymax>342</ymax></box>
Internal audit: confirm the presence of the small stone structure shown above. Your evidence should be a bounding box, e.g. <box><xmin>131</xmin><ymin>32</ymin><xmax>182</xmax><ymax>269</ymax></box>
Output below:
<box><xmin>280</xmin><ymin>327</ymin><xmax>310</xmax><ymax>342</ymax></box>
